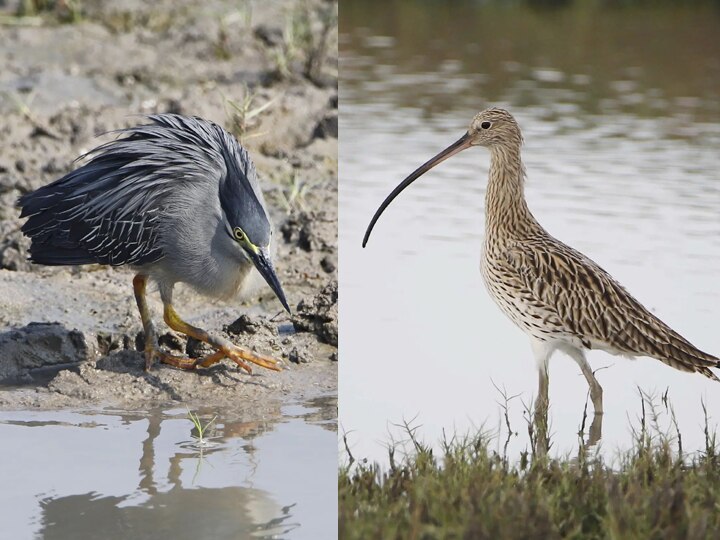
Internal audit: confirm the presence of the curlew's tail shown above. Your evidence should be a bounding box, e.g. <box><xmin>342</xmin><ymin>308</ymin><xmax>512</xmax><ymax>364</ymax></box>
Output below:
<box><xmin>694</xmin><ymin>356</ymin><xmax>720</xmax><ymax>382</ymax></box>
<box><xmin>605</xmin><ymin>290</ymin><xmax>720</xmax><ymax>383</ymax></box>
<box><xmin>653</xmin><ymin>340</ymin><xmax>719</xmax><ymax>382</ymax></box>
<box><xmin>698</xmin><ymin>366</ymin><xmax>720</xmax><ymax>382</ymax></box>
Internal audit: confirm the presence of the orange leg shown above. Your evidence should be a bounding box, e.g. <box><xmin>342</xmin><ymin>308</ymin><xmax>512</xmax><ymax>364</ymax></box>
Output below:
<box><xmin>153</xmin><ymin>351</ymin><xmax>199</xmax><ymax>370</ymax></box>
<box><xmin>197</xmin><ymin>350</ymin><xmax>227</xmax><ymax>368</ymax></box>
<box><xmin>133</xmin><ymin>274</ymin><xmax>229</xmax><ymax>371</ymax></box>
<box><xmin>163</xmin><ymin>303</ymin><xmax>282</xmax><ymax>373</ymax></box>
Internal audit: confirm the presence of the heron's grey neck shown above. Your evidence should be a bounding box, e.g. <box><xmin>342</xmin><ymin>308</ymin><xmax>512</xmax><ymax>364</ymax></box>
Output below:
<box><xmin>485</xmin><ymin>144</ymin><xmax>540</xmax><ymax>240</ymax></box>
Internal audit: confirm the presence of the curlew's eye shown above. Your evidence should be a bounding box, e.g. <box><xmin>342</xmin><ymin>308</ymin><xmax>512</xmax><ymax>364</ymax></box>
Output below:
<box><xmin>233</xmin><ymin>227</ymin><xmax>246</xmax><ymax>242</ymax></box>
<box><xmin>481</xmin><ymin>121</ymin><xmax>492</xmax><ymax>129</ymax></box>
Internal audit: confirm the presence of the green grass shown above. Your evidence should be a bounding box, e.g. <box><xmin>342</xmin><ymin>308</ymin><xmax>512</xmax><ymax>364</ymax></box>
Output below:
<box><xmin>339</xmin><ymin>397</ymin><xmax>720</xmax><ymax>539</ymax></box>
<box><xmin>187</xmin><ymin>408</ymin><xmax>218</xmax><ymax>447</ymax></box>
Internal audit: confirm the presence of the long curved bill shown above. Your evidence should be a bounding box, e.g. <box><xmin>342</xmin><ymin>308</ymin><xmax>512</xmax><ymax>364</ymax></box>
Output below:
<box><xmin>362</xmin><ymin>131</ymin><xmax>473</xmax><ymax>247</ymax></box>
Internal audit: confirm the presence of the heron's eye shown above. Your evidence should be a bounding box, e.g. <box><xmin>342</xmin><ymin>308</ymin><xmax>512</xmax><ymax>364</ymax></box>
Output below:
<box><xmin>481</xmin><ymin>121</ymin><xmax>492</xmax><ymax>129</ymax></box>
<box><xmin>233</xmin><ymin>227</ymin><xmax>246</xmax><ymax>242</ymax></box>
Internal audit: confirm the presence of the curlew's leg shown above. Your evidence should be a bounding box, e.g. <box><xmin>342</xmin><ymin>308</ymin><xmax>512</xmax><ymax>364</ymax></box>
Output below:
<box><xmin>588</xmin><ymin>411</ymin><xmax>603</xmax><ymax>447</ymax></box>
<box><xmin>162</xmin><ymin>303</ymin><xmax>281</xmax><ymax>373</ymax></box>
<box><xmin>534</xmin><ymin>363</ymin><xmax>550</xmax><ymax>456</ymax></box>
<box><xmin>537</xmin><ymin>363</ymin><xmax>549</xmax><ymax>417</ymax></box>
<box><xmin>565</xmin><ymin>346</ymin><xmax>603</xmax><ymax>416</ymax></box>
<box><xmin>531</xmin><ymin>340</ymin><xmax>552</xmax><ymax>416</ymax></box>
<box><xmin>531</xmin><ymin>340</ymin><xmax>552</xmax><ymax>456</ymax></box>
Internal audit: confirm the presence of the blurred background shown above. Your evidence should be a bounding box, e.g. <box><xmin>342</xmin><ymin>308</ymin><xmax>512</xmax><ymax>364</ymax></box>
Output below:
<box><xmin>340</xmin><ymin>0</ymin><xmax>720</xmax><ymax>463</ymax></box>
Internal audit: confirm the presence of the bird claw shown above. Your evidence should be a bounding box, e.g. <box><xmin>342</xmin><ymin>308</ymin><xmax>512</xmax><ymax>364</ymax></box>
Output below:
<box><xmin>224</xmin><ymin>354</ymin><xmax>253</xmax><ymax>374</ymax></box>
<box><xmin>153</xmin><ymin>350</ymin><xmax>199</xmax><ymax>371</ymax></box>
<box><xmin>142</xmin><ymin>337</ymin><xmax>281</xmax><ymax>375</ymax></box>
<box><xmin>223</xmin><ymin>344</ymin><xmax>282</xmax><ymax>373</ymax></box>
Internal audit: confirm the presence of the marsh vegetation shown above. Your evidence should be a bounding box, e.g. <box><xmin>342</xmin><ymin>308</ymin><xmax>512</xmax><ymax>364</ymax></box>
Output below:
<box><xmin>340</xmin><ymin>393</ymin><xmax>720</xmax><ymax>539</ymax></box>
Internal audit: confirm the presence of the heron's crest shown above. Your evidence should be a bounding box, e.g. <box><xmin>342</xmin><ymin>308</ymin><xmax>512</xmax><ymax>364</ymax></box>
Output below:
<box><xmin>18</xmin><ymin>113</ymin><xmax>269</xmax><ymax>266</ymax></box>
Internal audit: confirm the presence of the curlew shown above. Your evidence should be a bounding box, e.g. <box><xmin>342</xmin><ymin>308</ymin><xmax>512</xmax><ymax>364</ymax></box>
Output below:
<box><xmin>363</xmin><ymin>107</ymin><xmax>718</xmax><ymax>419</ymax></box>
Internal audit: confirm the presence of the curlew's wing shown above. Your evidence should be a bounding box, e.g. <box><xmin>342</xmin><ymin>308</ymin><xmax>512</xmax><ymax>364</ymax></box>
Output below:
<box><xmin>502</xmin><ymin>237</ymin><xmax>719</xmax><ymax>380</ymax></box>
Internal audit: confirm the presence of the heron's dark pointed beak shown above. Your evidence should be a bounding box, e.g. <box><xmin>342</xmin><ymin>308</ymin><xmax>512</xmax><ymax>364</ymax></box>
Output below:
<box><xmin>251</xmin><ymin>248</ymin><xmax>291</xmax><ymax>313</ymax></box>
<box><xmin>362</xmin><ymin>131</ymin><xmax>474</xmax><ymax>247</ymax></box>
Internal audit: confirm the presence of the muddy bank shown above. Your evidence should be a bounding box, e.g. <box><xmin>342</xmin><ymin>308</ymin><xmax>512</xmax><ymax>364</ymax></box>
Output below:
<box><xmin>0</xmin><ymin>282</ymin><xmax>337</xmax><ymax>410</ymax></box>
<box><xmin>0</xmin><ymin>0</ymin><xmax>337</xmax><ymax>409</ymax></box>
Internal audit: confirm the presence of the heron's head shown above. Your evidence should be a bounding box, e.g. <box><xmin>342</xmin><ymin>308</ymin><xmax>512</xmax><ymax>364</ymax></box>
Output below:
<box><xmin>224</xmin><ymin>216</ymin><xmax>290</xmax><ymax>314</ymax></box>
<box><xmin>220</xmin><ymin>163</ymin><xmax>290</xmax><ymax>314</ymax></box>
<box><xmin>362</xmin><ymin>107</ymin><xmax>521</xmax><ymax>247</ymax></box>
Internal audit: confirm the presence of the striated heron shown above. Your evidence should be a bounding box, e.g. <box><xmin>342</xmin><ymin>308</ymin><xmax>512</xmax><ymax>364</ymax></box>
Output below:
<box><xmin>19</xmin><ymin>114</ymin><xmax>289</xmax><ymax>374</ymax></box>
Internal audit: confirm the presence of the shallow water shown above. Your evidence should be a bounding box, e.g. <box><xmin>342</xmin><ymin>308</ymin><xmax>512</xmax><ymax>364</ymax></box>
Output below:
<box><xmin>0</xmin><ymin>395</ymin><xmax>336</xmax><ymax>540</ymax></box>
<box><xmin>340</xmin><ymin>1</ymin><xmax>720</xmax><ymax>463</ymax></box>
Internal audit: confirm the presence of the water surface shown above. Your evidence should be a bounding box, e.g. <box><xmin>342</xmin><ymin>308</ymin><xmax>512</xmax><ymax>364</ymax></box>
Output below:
<box><xmin>0</xmin><ymin>396</ymin><xmax>336</xmax><ymax>540</ymax></box>
<box><xmin>340</xmin><ymin>1</ymin><xmax>720</xmax><ymax>463</ymax></box>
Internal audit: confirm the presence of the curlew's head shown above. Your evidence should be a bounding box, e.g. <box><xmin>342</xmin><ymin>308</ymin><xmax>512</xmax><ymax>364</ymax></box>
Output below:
<box><xmin>362</xmin><ymin>108</ymin><xmax>522</xmax><ymax>247</ymax></box>
<box><xmin>467</xmin><ymin>108</ymin><xmax>523</xmax><ymax>150</ymax></box>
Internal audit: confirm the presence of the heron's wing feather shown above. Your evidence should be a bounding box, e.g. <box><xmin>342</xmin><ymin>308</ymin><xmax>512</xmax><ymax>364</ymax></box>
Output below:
<box><xmin>502</xmin><ymin>238</ymin><xmax>718</xmax><ymax>376</ymax></box>
<box><xmin>20</xmin><ymin>162</ymin><xmax>172</xmax><ymax>266</ymax></box>
<box><xmin>18</xmin><ymin>115</ymin><xmax>227</xmax><ymax>267</ymax></box>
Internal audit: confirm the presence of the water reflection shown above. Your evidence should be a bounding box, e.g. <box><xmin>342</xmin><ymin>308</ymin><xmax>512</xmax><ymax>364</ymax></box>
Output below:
<box><xmin>340</xmin><ymin>1</ymin><xmax>720</xmax><ymax>464</ymax></box>
<box><xmin>40</xmin><ymin>488</ymin><xmax>294</xmax><ymax>540</ymax></box>
<box><xmin>0</xmin><ymin>397</ymin><xmax>336</xmax><ymax>539</ymax></box>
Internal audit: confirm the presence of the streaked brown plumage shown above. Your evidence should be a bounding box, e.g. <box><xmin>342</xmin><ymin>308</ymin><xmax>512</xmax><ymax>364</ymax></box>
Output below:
<box><xmin>363</xmin><ymin>107</ymin><xmax>718</xmax><ymax>417</ymax></box>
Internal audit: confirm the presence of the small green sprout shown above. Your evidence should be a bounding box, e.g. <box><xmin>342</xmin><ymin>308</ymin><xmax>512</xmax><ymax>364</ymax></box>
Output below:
<box><xmin>187</xmin><ymin>408</ymin><xmax>218</xmax><ymax>448</ymax></box>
